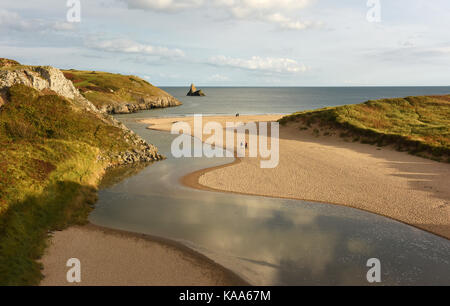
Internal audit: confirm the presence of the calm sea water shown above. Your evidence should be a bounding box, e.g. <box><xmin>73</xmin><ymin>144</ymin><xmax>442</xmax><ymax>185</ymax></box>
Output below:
<box><xmin>120</xmin><ymin>86</ymin><xmax>450</xmax><ymax>118</ymax></box>
<box><xmin>92</xmin><ymin>87</ymin><xmax>450</xmax><ymax>285</ymax></box>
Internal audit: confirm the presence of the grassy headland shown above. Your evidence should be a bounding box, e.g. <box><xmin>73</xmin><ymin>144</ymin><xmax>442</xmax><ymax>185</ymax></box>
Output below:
<box><xmin>279</xmin><ymin>95</ymin><xmax>450</xmax><ymax>162</ymax></box>
<box><xmin>62</xmin><ymin>70</ymin><xmax>181</xmax><ymax>113</ymax></box>
<box><xmin>0</xmin><ymin>77</ymin><xmax>159</xmax><ymax>284</ymax></box>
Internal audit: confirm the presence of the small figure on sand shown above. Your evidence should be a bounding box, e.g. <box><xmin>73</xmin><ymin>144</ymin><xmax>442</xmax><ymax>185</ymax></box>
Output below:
<box><xmin>236</xmin><ymin>113</ymin><xmax>240</xmax><ymax>117</ymax></box>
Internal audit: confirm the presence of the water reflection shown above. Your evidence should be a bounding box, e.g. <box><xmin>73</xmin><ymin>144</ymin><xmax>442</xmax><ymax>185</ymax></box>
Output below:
<box><xmin>90</xmin><ymin>120</ymin><xmax>450</xmax><ymax>285</ymax></box>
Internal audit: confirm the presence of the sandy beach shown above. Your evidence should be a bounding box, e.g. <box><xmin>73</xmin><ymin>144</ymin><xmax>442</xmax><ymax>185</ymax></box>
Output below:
<box><xmin>40</xmin><ymin>224</ymin><xmax>247</xmax><ymax>286</ymax></box>
<box><xmin>142</xmin><ymin>115</ymin><xmax>450</xmax><ymax>239</ymax></box>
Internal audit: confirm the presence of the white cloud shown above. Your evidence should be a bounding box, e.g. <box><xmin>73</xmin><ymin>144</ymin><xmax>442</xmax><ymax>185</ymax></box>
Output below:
<box><xmin>0</xmin><ymin>9</ymin><xmax>75</xmax><ymax>32</ymax></box>
<box><xmin>0</xmin><ymin>9</ymin><xmax>30</xmax><ymax>31</ymax></box>
<box><xmin>126</xmin><ymin>0</ymin><xmax>204</xmax><ymax>11</ymax></box>
<box><xmin>85</xmin><ymin>38</ymin><xmax>185</xmax><ymax>59</ymax></box>
<box><xmin>262</xmin><ymin>12</ymin><xmax>321</xmax><ymax>30</ymax></box>
<box><xmin>215</xmin><ymin>0</ymin><xmax>311</xmax><ymax>16</ymax></box>
<box><xmin>220</xmin><ymin>0</ymin><xmax>311</xmax><ymax>10</ymax></box>
<box><xmin>123</xmin><ymin>0</ymin><xmax>319</xmax><ymax>30</ymax></box>
<box><xmin>368</xmin><ymin>43</ymin><xmax>450</xmax><ymax>66</ymax></box>
<box><xmin>127</xmin><ymin>0</ymin><xmax>313</xmax><ymax>11</ymax></box>
<box><xmin>209</xmin><ymin>74</ymin><xmax>230</xmax><ymax>81</ymax></box>
<box><xmin>217</xmin><ymin>0</ymin><xmax>320</xmax><ymax>31</ymax></box>
<box><xmin>209</xmin><ymin>55</ymin><xmax>307</xmax><ymax>73</ymax></box>
<box><xmin>51</xmin><ymin>22</ymin><xmax>76</xmax><ymax>31</ymax></box>
<box><xmin>431</xmin><ymin>46</ymin><xmax>450</xmax><ymax>54</ymax></box>
<box><xmin>400</xmin><ymin>40</ymin><xmax>415</xmax><ymax>48</ymax></box>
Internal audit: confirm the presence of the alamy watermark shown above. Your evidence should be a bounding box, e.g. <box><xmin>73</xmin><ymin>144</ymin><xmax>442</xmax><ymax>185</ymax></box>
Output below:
<box><xmin>366</xmin><ymin>258</ymin><xmax>381</xmax><ymax>283</ymax></box>
<box><xmin>66</xmin><ymin>258</ymin><xmax>81</xmax><ymax>283</ymax></box>
<box><xmin>367</xmin><ymin>0</ymin><xmax>382</xmax><ymax>23</ymax></box>
<box><xmin>67</xmin><ymin>0</ymin><xmax>81</xmax><ymax>23</ymax></box>
<box><xmin>170</xmin><ymin>115</ymin><xmax>280</xmax><ymax>169</ymax></box>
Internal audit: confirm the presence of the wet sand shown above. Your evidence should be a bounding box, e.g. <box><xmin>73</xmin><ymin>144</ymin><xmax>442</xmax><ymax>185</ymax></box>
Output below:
<box><xmin>142</xmin><ymin>115</ymin><xmax>450</xmax><ymax>239</ymax></box>
<box><xmin>40</xmin><ymin>224</ymin><xmax>248</xmax><ymax>286</ymax></box>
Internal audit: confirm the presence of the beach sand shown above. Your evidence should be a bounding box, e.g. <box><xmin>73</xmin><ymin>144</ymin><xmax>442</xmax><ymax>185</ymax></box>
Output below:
<box><xmin>143</xmin><ymin>115</ymin><xmax>450</xmax><ymax>239</ymax></box>
<box><xmin>40</xmin><ymin>224</ymin><xmax>247</xmax><ymax>286</ymax></box>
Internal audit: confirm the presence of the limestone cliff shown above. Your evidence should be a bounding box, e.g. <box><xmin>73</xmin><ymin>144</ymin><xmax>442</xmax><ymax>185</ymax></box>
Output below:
<box><xmin>99</xmin><ymin>95</ymin><xmax>181</xmax><ymax>114</ymax></box>
<box><xmin>0</xmin><ymin>63</ymin><xmax>97</xmax><ymax>112</ymax></box>
<box><xmin>0</xmin><ymin>60</ymin><xmax>163</xmax><ymax>164</ymax></box>
<box><xmin>62</xmin><ymin>70</ymin><xmax>182</xmax><ymax>114</ymax></box>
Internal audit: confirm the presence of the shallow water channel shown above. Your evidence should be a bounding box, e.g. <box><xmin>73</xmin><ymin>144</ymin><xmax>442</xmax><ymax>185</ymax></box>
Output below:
<box><xmin>90</xmin><ymin>119</ymin><xmax>450</xmax><ymax>285</ymax></box>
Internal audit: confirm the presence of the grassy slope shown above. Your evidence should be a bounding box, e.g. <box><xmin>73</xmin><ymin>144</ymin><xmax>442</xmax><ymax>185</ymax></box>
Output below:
<box><xmin>0</xmin><ymin>84</ymin><xmax>136</xmax><ymax>285</ymax></box>
<box><xmin>279</xmin><ymin>95</ymin><xmax>450</xmax><ymax>162</ymax></box>
<box><xmin>62</xmin><ymin>70</ymin><xmax>173</xmax><ymax>108</ymax></box>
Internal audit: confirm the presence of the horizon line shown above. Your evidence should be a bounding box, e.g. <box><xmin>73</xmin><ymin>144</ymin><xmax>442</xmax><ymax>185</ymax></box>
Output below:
<box><xmin>157</xmin><ymin>85</ymin><xmax>450</xmax><ymax>88</ymax></box>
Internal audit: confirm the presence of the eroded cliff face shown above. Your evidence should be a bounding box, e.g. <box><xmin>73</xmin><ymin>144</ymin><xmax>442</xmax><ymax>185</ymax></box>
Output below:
<box><xmin>99</xmin><ymin>95</ymin><xmax>181</xmax><ymax>114</ymax></box>
<box><xmin>0</xmin><ymin>66</ymin><xmax>77</xmax><ymax>98</ymax></box>
<box><xmin>0</xmin><ymin>61</ymin><xmax>163</xmax><ymax>164</ymax></box>
<box><xmin>0</xmin><ymin>65</ymin><xmax>98</xmax><ymax>112</ymax></box>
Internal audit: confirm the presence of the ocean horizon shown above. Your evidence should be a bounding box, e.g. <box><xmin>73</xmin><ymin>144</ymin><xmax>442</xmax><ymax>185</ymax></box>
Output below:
<box><xmin>114</xmin><ymin>86</ymin><xmax>450</xmax><ymax>118</ymax></box>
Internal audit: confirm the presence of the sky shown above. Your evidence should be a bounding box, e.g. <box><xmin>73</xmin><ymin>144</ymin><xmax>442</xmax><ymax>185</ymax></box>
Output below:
<box><xmin>0</xmin><ymin>0</ymin><xmax>449</xmax><ymax>86</ymax></box>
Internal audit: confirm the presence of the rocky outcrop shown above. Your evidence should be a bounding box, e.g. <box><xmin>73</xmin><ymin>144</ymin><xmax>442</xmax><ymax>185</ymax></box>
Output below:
<box><xmin>187</xmin><ymin>83</ymin><xmax>206</xmax><ymax>96</ymax></box>
<box><xmin>61</xmin><ymin>70</ymin><xmax>182</xmax><ymax>115</ymax></box>
<box><xmin>99</xmin><ymin>96</ymin><xmax>181</xmax><ymax>114</ymax></box>
<box><xmin>0</xmin><ymin>60</ymin><xmax>163</xmax><ymax>164</ymax></box>
<box><xmin>102</xmin><ymin>133</ymin><xmax>163</xmax><ymax>166</ymax></box>
<box><xmin>0</xmin><ymin>65</ymin><xmax>98</xmax><ymax>113</ymax></box>
<box><xmin>0</xmin><ymin>66</ymin><xmax>78</xmax><ymax>99</ymax></box>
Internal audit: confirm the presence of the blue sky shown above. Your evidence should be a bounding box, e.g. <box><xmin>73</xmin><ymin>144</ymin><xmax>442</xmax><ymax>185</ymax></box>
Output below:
<box><xmin>0</xmin><ymin>0</ymin><xmax>449</xmax><ymax>86</ymax></box>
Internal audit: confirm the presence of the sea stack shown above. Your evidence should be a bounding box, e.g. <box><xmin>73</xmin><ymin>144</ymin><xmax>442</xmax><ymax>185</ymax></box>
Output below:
<box><xmin>187</xmin><ymin>83</ymin><xmax>206</xmax><ymax>96</ymax></box>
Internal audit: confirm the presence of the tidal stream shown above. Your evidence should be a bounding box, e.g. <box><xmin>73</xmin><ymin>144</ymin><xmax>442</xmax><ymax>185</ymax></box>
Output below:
<box><xmin>89</xmin><ymin>119</ymin><xmax>450</xmax><ymax>285</ymax></box>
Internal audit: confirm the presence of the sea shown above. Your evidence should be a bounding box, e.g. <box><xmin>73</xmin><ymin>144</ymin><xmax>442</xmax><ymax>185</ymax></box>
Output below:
<box><xmin>132</xmin><ymin>86</ymin><xmax>450</xmax><ymax>118</ymax></box>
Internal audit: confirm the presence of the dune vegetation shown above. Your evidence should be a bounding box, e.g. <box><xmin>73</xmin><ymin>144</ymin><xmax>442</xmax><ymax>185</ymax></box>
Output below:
<box><xmin>0</xmin><ymin>84</ymin><xmax>142</xmax><ymax>285</ymax></box>
<box><xmin>279</xmin><ymin>95</ymin><xmax>450</xmax><ymax>162</ymax></box>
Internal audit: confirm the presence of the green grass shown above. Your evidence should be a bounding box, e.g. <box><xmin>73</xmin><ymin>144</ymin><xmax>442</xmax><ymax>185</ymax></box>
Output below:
<box><xmin>0</xmin><ymin>58</ymin><xmax>24</xmax><ymax>71</ymax></box>
<box><xmin>0</xmin><ymin>59</ymin><xmax>50</xmax><ymax>72</ymax></box>
<box><xmin>62</xmin><ymin>70</ymin><xmax>172</xmax><ymax>108</ymax></box>
<box><xmin>279</xmin><ymin>95</ymin><xmax>450</xmax><ymax>161</ymax></box>
<box><xmin>0</xmin><ymin>84</ymin><xmax>137</xmax><ymax>285</ymax></box>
